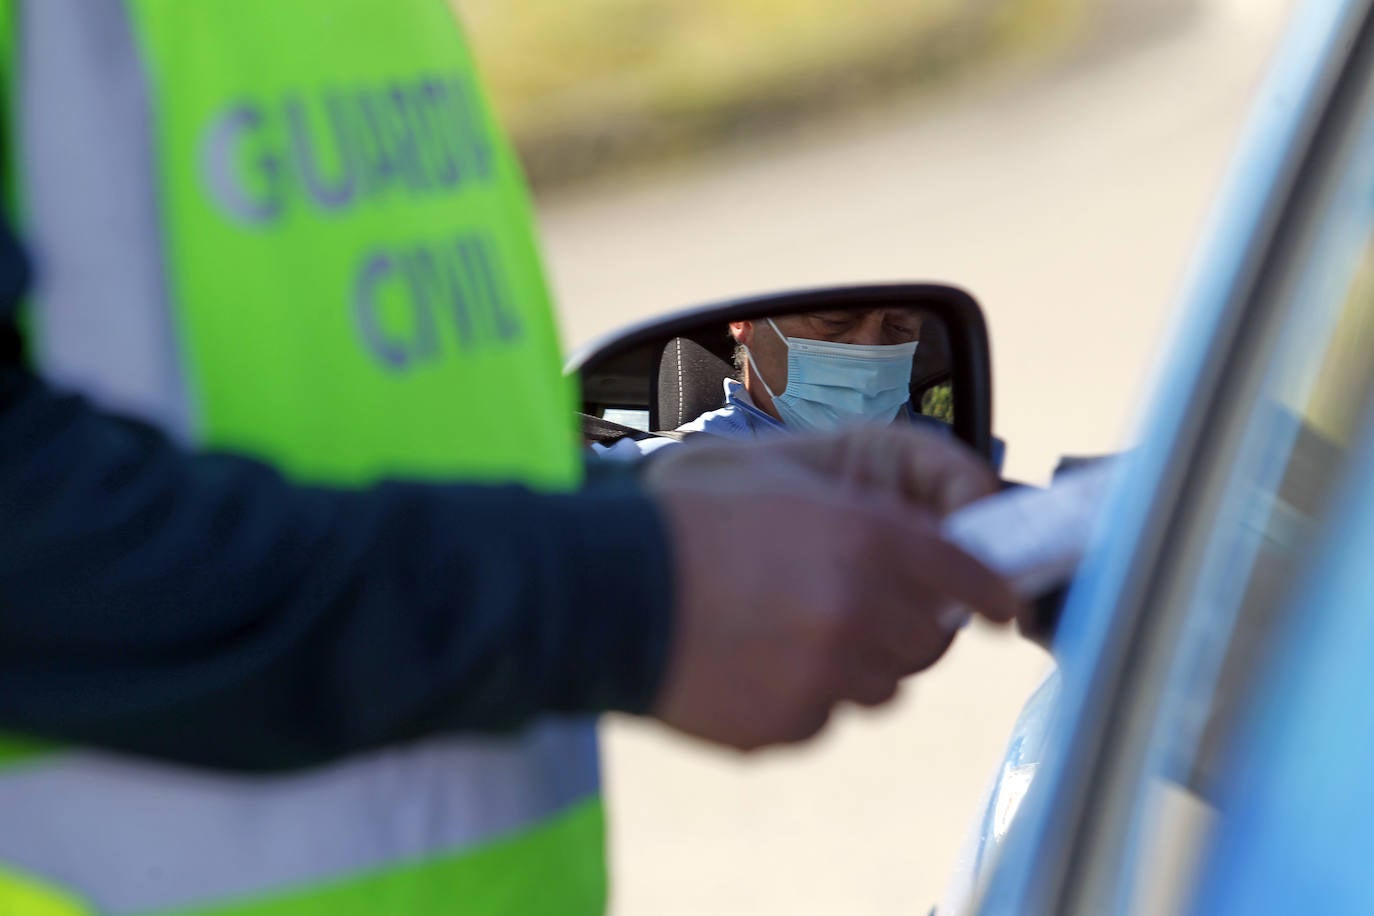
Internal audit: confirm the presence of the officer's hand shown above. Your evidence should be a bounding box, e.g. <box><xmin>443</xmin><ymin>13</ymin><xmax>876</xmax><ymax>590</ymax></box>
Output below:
<box><xmin>643</xmin><ymin>426</ymin><xmax>1022</xmax><ymax>751</ymax></box>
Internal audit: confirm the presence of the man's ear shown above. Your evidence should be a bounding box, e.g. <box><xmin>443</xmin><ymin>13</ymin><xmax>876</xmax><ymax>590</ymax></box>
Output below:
<box><xmin>730</xmin><ymin>320</ymin><xmax>753</xmax><ymax>347</ymax></box>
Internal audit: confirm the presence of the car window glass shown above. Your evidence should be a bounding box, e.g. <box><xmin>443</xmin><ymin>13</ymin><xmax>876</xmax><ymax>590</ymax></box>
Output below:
<box><xmin>1184</xmin><ymin>358</ymin><xmax>1374</xmax><ymax>913</ymax></box>
<box><xmin>1293</xmin><ymin>246</ymin><xmax>1374</xmax><ymax>442</ymax></box>
<box><xmin>1182</xmin><ymin>236</ymin><xmax>1374</xmax><ymax>797</ymax></box>
<box><xmin>601</xmin><ymin>407</ymin><xmax>651</xmax><ymax>431</ymax></box>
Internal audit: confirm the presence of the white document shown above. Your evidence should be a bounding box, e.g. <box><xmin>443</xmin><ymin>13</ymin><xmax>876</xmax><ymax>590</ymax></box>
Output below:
<box><xmin>942</xmin><ymin>459</ymin><xmax>1119</xmax><ymax>599</ymax></box>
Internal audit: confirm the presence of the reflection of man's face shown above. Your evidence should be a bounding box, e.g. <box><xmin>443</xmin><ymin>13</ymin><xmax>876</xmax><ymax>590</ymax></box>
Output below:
<box><xmin>730</xmin><ymin>308</ymin><xmax>922</xmax><ymax>421</ymax></box>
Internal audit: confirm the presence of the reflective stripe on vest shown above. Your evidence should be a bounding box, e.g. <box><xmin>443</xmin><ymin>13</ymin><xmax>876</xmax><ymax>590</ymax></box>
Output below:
<box><xmin>0</xmin><ymin>723</ymin><xmax>602</xmax><ymax>914</ymax></box>
<box><xmin>2</xmin><ymin>0</ymin><xmax>601</xmax><ymax>912</ymax></box>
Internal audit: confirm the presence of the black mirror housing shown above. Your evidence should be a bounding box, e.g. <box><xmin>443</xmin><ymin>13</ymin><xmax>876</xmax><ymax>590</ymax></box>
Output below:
<box><xmin>567</xmin><ymin>283</ymin><xmax>995</xmax><ymax>460</ymax></box>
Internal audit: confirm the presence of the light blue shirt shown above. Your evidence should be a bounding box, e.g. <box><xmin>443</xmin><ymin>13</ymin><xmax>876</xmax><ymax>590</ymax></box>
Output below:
<box><xmin>593</xmin><ymin>380</ymin><xmax>777</xmax><ymax>461</ymax></box>
<box><xmin>594</xmin><ymin>379</ymin><xmax>962</xmax><ymax>462</ymax></box>
<box><xmin>675</xmin><ymin>379</ymin><xmax>788</xmax><ymax>440</ymax></box>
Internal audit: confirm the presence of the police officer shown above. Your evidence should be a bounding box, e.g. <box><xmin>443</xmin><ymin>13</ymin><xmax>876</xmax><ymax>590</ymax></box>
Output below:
<box><xmin>0</xmin><ymin>2</ymin><xmax>1019</xmax><ymax>912</ymax></box>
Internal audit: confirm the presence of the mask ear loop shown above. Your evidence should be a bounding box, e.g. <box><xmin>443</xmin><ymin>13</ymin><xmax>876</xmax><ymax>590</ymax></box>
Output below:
<box><xmin>741</xmin><ymin>318</ymin><xmax>790</xmax><ymax>401</ymax></box>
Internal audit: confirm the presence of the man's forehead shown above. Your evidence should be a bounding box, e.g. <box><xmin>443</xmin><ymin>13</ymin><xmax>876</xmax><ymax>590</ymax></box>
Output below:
<box><xmin>790</xmin><ymin>307</ymin><xmax>922</xmax><ymax>321</ymax></box>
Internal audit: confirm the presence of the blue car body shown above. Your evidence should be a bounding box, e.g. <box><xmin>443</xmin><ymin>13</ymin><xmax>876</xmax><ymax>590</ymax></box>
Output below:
<box><xmin>955</xmin><ymin>1</ymin><xmax>1374</xmax><ymax>911</ymax></box>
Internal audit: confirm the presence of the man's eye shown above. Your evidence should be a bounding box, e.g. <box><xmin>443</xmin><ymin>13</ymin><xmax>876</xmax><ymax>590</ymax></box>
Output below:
<box><xmin>809</xmin><ymin>318</ymin><xmax>854</xmax><ymax>335</ymax></box>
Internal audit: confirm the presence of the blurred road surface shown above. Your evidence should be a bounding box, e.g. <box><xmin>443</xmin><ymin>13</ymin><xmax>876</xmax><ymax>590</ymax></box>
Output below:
<box><xmin>537</xmin><ymin>0</ymin><xmax>1294</xmax><ymax>911</ymax></box>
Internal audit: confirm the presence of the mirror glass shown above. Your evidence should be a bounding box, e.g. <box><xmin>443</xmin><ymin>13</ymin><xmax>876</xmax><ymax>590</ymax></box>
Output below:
<box><xmin>580</xmin><ymin>301</ymin><xmax>958</xmax><ymax>441</ymax></box>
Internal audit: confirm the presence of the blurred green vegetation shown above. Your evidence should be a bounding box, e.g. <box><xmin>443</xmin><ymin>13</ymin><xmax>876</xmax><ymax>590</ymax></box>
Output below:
<box><xmin>455</xmin><ymin>0</ymin><xmax>1091</xmax><ymax>188</ymax></box>
<box><xmin>921</xmin><ymin>382</ymin><xmax>954</xmax><ymax>424</ymax></box>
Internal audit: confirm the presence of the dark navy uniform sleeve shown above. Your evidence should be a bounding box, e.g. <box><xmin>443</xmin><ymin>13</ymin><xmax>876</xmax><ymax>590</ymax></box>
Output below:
<box><xmin>0</xmin><ymin>223</ymin><xmax>674</xmax><ymax>771</ymax></box>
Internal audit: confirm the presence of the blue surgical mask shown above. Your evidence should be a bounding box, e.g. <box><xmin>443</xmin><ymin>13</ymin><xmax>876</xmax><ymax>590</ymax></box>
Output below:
<box><xmin>743</xmin><ymin>318</ymin><xmax>917</xmax><ymax>432</ymax></box>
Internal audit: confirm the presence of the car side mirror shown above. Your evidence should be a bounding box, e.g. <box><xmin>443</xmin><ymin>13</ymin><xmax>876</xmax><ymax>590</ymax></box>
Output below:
<box><xmin>565</xmin><ymin>283</ymin><xmax>996</xmax><ymax>460</ymax></box>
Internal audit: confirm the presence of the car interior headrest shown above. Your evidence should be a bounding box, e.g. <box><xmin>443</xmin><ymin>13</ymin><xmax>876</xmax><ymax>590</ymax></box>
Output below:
<box><xmin>652</xmin><ymin>335</ymin><xmax>738</xmax><ymax>431</ymax></box>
